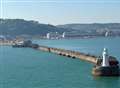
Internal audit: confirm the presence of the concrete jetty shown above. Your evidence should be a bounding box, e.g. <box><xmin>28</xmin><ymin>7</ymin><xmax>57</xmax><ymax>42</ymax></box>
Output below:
<box><xmin>32</xmin><ymin>44</ymin><xmax>120</xmax><ymax>76</ymax></box>
<box><xmin>0</xmin><ymin>40</ymin><xmax>13</xmax><ymax>46</ymax></box>
<box><xmin>33</xmin><ymin>45</ymin><xmax>98</xmax><ymax>64</ymax></box>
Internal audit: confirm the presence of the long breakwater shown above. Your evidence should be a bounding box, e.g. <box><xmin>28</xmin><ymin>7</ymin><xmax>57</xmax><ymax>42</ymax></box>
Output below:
<box><xmin>1</xmin><ymin>40</ymin><xmax>120</xmax><ymax>76</ymax></box>
<box><xmin>34</xmin><ymin>45</ymin><xmax>98</xmax><ymax>64</ymax></box>
<box><xmin>0</xmin><ymin>40</ymin><xmax>98</xmax><ymax>64</ymax></box>
<box><xmin>33</xmin><ymin>45</ymin><xmax>120</xmax><ymax>76</ymax></box>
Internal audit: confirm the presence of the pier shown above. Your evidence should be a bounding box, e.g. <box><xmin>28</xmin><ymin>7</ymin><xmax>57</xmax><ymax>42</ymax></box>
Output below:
<box><xmin>0</xmin><ymin>40</ymin><xmax>98</xmax><ymax>64</ymax></box>
<box><xmin>31</xmin><ymin>44</ymin><xmax>120</xmax><ymax>76</ymax></box>
<box><xmin>35</xmin><ymin>45</ymin><xmax>98</xmax><ymax>64</ymax></box>
<box><xmin>0</xmin><ymin>40</ymin><xmax>13</xmax><ymax>46</ymax></box>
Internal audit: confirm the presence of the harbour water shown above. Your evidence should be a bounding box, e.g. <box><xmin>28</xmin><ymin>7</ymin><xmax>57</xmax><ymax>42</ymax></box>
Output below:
<box><xmin>0</xmin><ymin>37</ymin><xmax>120</xmax><ymax>88</ymax></box>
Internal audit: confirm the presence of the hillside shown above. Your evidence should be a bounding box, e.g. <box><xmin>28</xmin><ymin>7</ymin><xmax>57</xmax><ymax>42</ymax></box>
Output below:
<box><xmin>0</xmin><ymin>19</ymin><xmax>67</xmax><ymax>37</ymax></box>
<box><xmin>0</xmin><ymin>19</ymin><xmax>120</xmax><ymax>38</ymax></box>
<box><xmin>57</xmin><ymin>23</ymin><xmax>120</xmax><ymax>36</ymax></box>
<box><xmin>57</xmin><ymin>23</ymin><xmax>120</xmax><ymax>30</ymax></box>
<box><xmin>57</xmin><ymin>23</ymin><xmax>120</xmax><ymax>32</ymax></box>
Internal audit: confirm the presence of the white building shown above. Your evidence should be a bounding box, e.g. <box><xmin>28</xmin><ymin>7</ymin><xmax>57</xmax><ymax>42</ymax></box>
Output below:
<box><xmin>46</xmin><ymin>32</ymin><xmax>67</xmax><ymax>39</ymax></box>
<box><xmin>46</xmin><ymin>33</ymin><xmax>50</xmax><ymax>39</ymax></box>
<box><xmin>102</xmin><ymin>48</ymin><xmax>109</xmax><ymax>67</ymax></box>
<box><xmin>62</xmin><ymin>32</ymin><xmax>65</xmax><ymax>38</ymax></box>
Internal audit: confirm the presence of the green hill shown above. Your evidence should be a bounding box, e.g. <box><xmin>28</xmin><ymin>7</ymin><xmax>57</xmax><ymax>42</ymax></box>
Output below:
<box><xmin>0</xmin><ymin>19</ymin><xmax>66</xmax><ymax>37</ymax></box>
<box><xmin>0</xmin><ymin>19</ymin><xmax>120</xmax><ymax>38</ymax></box>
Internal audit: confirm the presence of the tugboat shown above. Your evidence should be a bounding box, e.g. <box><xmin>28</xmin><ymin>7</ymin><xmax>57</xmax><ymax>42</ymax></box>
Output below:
<box><xmin>92</xmin><ymin>48</ymin><xmax>120</xmax><ymax>76</ymax></box>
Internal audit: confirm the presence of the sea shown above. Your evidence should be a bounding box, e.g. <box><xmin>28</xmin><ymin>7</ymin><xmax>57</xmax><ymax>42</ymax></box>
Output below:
<box><xmin>0</xmin><ymin>37</ymin><xmax>120</xmax><ymax>88</ymax></box>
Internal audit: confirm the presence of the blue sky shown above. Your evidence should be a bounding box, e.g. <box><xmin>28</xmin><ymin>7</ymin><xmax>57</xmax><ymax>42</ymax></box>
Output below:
<box><xmin>1</xmin><ymin>0</ymin><xmax>120</xmax><ymax>25</ymax></box>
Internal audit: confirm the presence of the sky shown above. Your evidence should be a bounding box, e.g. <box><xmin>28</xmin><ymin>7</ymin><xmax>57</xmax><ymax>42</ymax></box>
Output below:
<box><xmin>0</xmin><ymin>0</ymin><xmax>120</xmax><ymax>25</ymax></box>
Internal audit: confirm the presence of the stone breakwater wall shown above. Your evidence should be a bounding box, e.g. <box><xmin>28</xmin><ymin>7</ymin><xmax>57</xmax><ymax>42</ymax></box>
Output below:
<box><xmin>0</xmin><ymin>40</ymin><xmax>13</xmax><ymax>46</ymax></box>
<box><xmin>0</xmin><ymin>40</ymin><xmax>98</xmax><ymax>64</ymax></box>
<box><xmin>36</xmin><ymin>45</ymin><xmax>98</xmax><ymax>64</ymax></box>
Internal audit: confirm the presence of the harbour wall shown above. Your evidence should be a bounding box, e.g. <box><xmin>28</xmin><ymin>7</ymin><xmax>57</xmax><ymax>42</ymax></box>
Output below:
<box><xmin>0</xmin><ymin>40</ymin><xmax>13</xmax><ymax>46</ymax></box>
<box><xmin>35</xmin><ymin>45</ymin><xmax>98</xmax><ymax>64</ymax></box>
<box><xmin>0</xmin><ymin>40</ymin><xmax>98</xmax><ymax>64</ymax></box>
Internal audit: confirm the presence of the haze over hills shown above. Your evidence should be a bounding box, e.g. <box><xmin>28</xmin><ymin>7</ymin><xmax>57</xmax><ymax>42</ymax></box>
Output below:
<box><xmin>0</xmin><ymin>19</ymin><xmax>120</xmax><ymax>38</ymax></box>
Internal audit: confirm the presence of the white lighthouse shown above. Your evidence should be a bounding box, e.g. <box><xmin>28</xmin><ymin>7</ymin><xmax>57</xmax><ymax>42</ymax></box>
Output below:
<box><xmin>102</xmin><ymin>48</ymin><xmax>109</xmax><ymax>67</ymax></box>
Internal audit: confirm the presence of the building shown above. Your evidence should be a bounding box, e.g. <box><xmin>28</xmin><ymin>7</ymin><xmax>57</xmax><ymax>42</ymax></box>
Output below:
<box><xmin>46</xmin><ymin>32</ymin><xmax>62</xmax><ymax>39</ymax></box>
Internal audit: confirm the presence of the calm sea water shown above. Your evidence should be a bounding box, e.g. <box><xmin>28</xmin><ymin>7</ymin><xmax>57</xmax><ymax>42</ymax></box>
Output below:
<box><xmin>0</xmin><ymin>37</ymin><xmax>120</xmax><ymax>88</ymax></box>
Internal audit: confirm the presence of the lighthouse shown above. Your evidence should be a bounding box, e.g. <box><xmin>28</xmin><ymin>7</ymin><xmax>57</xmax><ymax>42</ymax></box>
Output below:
<box><xmin>102</xmin><ymin>48</ymin><xmax>109</xmax><ymax>67</ymax></box>
<box><xmin>92</xmin><ymin>48</ymin><xmax>119</xmax><ymax>76</ymax></box>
